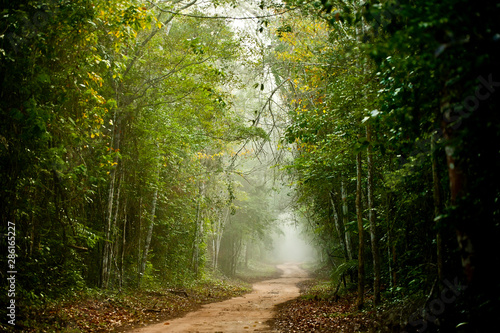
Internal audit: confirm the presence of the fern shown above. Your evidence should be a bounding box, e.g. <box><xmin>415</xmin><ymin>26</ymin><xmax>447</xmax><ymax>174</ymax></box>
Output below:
<box><xmin>331</xmin><ymin>259</ymin><xmax>358</xmax><ymax>283</ymax></box>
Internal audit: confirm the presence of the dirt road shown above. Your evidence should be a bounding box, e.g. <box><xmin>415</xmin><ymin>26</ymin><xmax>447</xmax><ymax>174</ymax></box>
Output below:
<box><xmin>129</xmin><ymin>263</ymin><xmax>309</xmax><ymax>333</ymax></box>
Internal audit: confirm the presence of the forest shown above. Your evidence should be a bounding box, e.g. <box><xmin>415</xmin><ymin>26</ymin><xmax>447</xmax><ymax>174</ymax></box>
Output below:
<box><xmin>1</xmin><ymin>0</ymin><xmax>499</xmax><ymax>332</ymax></box>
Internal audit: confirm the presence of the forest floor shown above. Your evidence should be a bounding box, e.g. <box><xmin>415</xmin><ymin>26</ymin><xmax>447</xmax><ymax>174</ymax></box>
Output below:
<box><xmin>12</xmin><ymin>263</ymin><xmax>421</xmax><ymax>332</ymax></box>
<box><xmin>13</xmin><ymin>263</ymin><xmax>281</xmax><ymax>332</ymax></box>
<box><xmin>268</xmin><ymin>266</ymin><xmax>422</xmax><ymax>333</ymax></box>
<box><xmin>269</xmin><ymin>279</ymin><xmax>379</xmax><ymax>332</ymax></box>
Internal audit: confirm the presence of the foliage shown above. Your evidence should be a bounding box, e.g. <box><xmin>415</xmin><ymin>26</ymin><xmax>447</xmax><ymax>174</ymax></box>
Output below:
<box><xmin>273</xmin><ymin>0</ymin><xmax>500</xmax><ymax>329</ymax></box>
<box><xmin>0</xmin><ymin>1</ymin><xmax>272</xmax><ymax>328</ymax></box>
<box><xmin>1</xmin><ymin>0</ymin><xmax>499</xmax><ymax>331</ymax></box>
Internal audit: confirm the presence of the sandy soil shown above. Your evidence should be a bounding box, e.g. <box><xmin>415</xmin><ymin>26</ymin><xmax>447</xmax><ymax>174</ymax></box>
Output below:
<box><xmin>128</xmin><ymin>263</ymin><xmax>309</xmax><ymax>333</ymax></box>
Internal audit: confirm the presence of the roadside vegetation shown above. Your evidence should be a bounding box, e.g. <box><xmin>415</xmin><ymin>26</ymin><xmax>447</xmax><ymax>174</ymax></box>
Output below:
<box><xmin>15</xmin><ymin>261</ymin><xmax>281</xmax><ymax>332</ymax></box>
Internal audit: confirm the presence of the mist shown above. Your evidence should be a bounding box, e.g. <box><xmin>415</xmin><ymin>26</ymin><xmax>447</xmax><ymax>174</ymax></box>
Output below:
<box><xmin>270</xmin><ymin>212</ymin><xmax>318</xmax><ymax>264</ymax></box>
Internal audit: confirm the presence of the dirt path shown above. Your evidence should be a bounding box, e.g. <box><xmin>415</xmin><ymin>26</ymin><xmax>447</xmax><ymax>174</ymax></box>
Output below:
<box><xmin>129</xmin><ymin>263</ymin><xmax>309</xmax><ymax>333</ymax></box>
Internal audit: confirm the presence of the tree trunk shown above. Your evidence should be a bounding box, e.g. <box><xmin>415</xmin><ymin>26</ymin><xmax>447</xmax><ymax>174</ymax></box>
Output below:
<box><xmin>386</xmin><ymin>191</ymin><xmax>397</xmax><ymax>290</ymax></box>
<box><xmin>366</xmin><ymin>125</ymin><xmax>381</xmax><ymax>305</ymax></box>
<box><xmin>109</xmin><ymin>171</ymin><xmax>123</xmax><ymax>287</ymax></box>
<box><xmin>139</xmin><ymin>151</ymin><xmax>160</xmax><ymax>284</ymax></box>
<box><xmin>341</xmin><ymin>179</ymin><xmax>353</xmax><ymax>261</ymax></box>
<box><xmin>102</xmin><ymin>167</ymin><xmax>116</xmax><ymax>288</ymax></box>
<box><xmin>244</xmin><ymin>241</ymin><xmax>250</xmax><ymax>268</ymax></box>
<box><xmin>441</xmin><ymin>113</ymin><xmax>474</xmax><ymax>281</ymax></box>
<box><xmin>329</xmin><ymin>190</ymin><xmax>348</xmax><ymax>260</ymax></box>
<box><xmin>137</xmin><ymin>197</ymin><xmax>142</xmax><ymax>286</ymax></box>
<box><xmin>191</xmin><ymin>182</ymin><xmax>205</xmax><ymax>275</ymax></box>
<box><xmin>102</xmin><ymin>165</ymin><xmax>122</xmax><ymax>289</ymax></box>
<box><xmin>213</xmin><ymin>207</ymin><xmax>229</xmax><ymax>271</ymax></box>
<box><xmin>431</xmin><ymin>132</ymin><xmax>444</xmax><ymax>281</ymax></box>
<box><xmin>119</xmin><ymin>200</ymin><xmax>127</xmax><ymax>289</ymax></box>
<box><xmin>139</xmin><ymin>185</ymin><xmax>158</xmax><ymax>282</ymax></box>
<box><xmin>101</xmin><ymin>109</ymin><xmax>122</xmax><ymax>288</ymax></box>
<box><xmin>356</xmin><ymin>151</ymin><xmax>365</xmax><ymax>310</ymax></box>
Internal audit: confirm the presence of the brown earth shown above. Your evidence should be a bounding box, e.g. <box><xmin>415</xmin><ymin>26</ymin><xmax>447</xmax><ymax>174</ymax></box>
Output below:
<box><xmin>128</xmin><ymin>263</ymin><xmax>310</xmax><ymax>333</ymax></box>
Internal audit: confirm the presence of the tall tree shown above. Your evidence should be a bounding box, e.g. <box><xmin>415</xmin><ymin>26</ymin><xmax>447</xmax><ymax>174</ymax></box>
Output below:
<box><xmin>366</xmin><ymin>123</ymin><xmax>381</xmax><ymax>305</ymax></box>
<box><xmin>355</xmin><ymin>148</ymin><xmax>365</xmax><ymax>310</ymax></box>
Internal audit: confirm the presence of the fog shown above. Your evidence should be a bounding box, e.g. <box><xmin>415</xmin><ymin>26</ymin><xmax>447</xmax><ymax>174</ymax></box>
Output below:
<box><xmin>270</xmin><ymin>212</ymin><xmax>318</xmax><ymax>264</ymax></box>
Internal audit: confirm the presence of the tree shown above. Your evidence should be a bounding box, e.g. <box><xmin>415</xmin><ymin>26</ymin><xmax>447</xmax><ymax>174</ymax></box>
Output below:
<box><xmin>366</xmin><ymin>123</ymin><xmax>381</xmax><ymax>305</ymax></box>
<box><xmin>0</xmin><ymin>0</ymin><xmax>271</xmax><ymax>308</ymax></box>
<box><xmin>355</xmin><ymin>148</ymin><xmax>365</xmax><ymax>309</ymax></box>
<box><xmin>272</xmin><ymin>6</ymin><xmax>381</xmax><ymax>309</ymax></box>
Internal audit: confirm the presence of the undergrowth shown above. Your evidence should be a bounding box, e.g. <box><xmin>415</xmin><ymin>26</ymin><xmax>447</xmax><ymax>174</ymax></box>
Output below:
<box><xmin>1</xmin><ymin>276</ymin><xmax>251</xmax><ymax>332</ymax></box>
